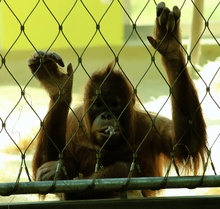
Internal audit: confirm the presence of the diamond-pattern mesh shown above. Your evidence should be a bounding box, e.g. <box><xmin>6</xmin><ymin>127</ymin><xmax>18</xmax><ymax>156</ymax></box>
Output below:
<box><xmin>0</xmin><ymin>0</ymin><xmax>220</xmax><ymax>202</ymax></box>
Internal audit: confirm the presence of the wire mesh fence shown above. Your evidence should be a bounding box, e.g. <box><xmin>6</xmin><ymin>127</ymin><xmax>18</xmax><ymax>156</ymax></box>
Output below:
<box><xmin>0</xmin><ymin>0</ymin><xmax>220</xmax><ymax>206</ymax></box>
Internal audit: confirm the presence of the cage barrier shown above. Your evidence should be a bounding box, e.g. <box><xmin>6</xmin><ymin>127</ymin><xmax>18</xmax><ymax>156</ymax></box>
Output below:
<box><xmin>0</xmin><ymin>0</ymin><xmax>220</xmax><ymax>208</ymax></box>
